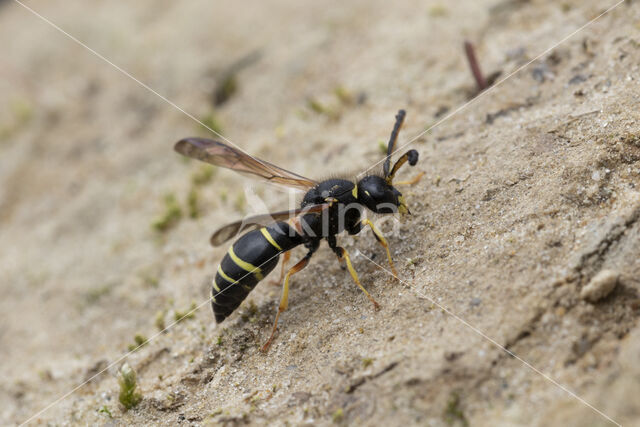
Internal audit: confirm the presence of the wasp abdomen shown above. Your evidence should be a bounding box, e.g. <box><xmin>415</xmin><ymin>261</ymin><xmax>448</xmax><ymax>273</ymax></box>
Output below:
<box><xmin>212</xmin><ymin>222</ymin><xmax>303</xmax><ymax>323</ymax></box>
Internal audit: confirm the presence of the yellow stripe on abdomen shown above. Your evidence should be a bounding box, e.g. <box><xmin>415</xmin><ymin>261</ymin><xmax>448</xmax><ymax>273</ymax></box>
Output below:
<box><xmin>216</xmin><ymin>265</ymin><xmax>237</xmax><ymax>289</ymax></box>
<box><xmin>228</xmin><ymin>246</ymin><xmax>264</xmax><ymax>280</ymax></box>
<box><xmin>260</xmin><ymin>228</ymin><xmax>282</xmax><ymax>251</ymax></box>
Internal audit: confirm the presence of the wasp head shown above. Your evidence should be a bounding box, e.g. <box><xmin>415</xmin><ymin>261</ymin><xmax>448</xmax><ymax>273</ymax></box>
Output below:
<box><xmin>357</xmin><ymin>175</ymin><xmax>410</xmax><ymax>215</ymax></box>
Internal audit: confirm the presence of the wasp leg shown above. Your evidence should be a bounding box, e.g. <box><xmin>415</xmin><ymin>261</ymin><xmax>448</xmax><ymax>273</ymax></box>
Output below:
<box><xmin>394</xmin><ymin>171</ymin><xmax>424</xmax><ymax>186</ymax></box>
<box><xmin>327</xmin><ymin>236</ymin><xmax>380</xmax><ymax>310</ymax></box>
<box><xmin>269</xmin><ymin>250</ymin><xmax>291</xmax><ymax>286</ymax></box>
<box><xmin>261</xmin><ymin>244</ymin><xmax>316</xmax><ymax>353</ymax></box>
<box><xmin>360</xmin><ymin>219</ymin><xmax>398</xmax><ymax>279</ymax></box>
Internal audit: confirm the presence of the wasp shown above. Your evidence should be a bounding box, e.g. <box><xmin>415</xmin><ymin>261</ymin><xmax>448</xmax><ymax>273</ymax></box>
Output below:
<box><xmin>174</xmin><ymin>110</ymin><xmax>421</xmax><ymax>351</ymax></box>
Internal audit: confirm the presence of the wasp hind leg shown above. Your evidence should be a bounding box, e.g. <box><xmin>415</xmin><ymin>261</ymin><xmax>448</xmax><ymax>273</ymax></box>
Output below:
<box><xmin>261</xmin><ymin>242</ymin><xmax>318</xmax><ymax>353</ymax></box>
<box><xmin>269</xmin><ymin>250</ymin><xmax>291</xmax><ymax>286</ymax></box>
<box><xmin>327</xmin><ymin>235</ymin><xmax>380</xmax><ymax>310</ymax></box>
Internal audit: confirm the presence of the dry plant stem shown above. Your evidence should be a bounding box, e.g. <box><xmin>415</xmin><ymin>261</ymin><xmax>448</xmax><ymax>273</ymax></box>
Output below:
<box><xmin>464</xmin><ymin>40</ymin><xmax>487</xmax><ymax>92</ymax></box>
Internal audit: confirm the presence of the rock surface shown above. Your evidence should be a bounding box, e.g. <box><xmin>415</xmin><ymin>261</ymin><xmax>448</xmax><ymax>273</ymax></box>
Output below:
<box><xmin>1</xmin><ymin>0</ymin><xmax>639</xmax><ymax>425</ymax></box>
<box><xmin>580</xmin><ymin>269</ymin><xmax>619</xmax><ymax>302</ymax></box>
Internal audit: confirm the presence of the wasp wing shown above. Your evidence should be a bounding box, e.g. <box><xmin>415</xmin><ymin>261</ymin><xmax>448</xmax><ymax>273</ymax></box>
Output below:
<box><xmin>175</xmin><ymin>138</ymin><xmax>317</xmax><ymax>191</ymax></box>
<box><xmin>210</xmin><ymin>204</ymin><xmax>329</xmax><ymax>247</ymax></box>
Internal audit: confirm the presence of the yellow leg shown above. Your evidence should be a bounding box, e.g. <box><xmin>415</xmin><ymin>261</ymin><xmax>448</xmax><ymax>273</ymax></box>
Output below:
<box><xmin>336</xmin><ymin>247</ymin><xmax>380</xmax><ymax>310</ymax></box>
<box><xmin>270</xmin><ymin>250</ymin><xmax>291</xmax><ymax>286</ymax></box>
<box><xmin>261</xmin><ymin>254</ymin><xmax>310</xmax><ymax>352</ymax></box>
<box><xmin>361</xmin><ymin>219</ymin><xmax>398</xmax><ymax>279</ymax></box>
<box><xmin>394</xmin><ymin>171</ymin><xmax>424</xmax><ymax>186</ymax></box>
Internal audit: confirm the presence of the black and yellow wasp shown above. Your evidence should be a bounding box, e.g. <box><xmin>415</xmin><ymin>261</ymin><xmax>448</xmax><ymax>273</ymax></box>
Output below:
<box><xmin>174</xmin><ymin>110</ymin><xmax>421</xmax><ymax>351</ymax></box>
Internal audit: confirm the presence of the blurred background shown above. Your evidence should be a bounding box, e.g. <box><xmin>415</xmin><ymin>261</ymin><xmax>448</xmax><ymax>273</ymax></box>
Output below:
<box><xmin>1</xmin><ymin>0</ymin><xmax>639</xmax><ymax>425</ymax></box>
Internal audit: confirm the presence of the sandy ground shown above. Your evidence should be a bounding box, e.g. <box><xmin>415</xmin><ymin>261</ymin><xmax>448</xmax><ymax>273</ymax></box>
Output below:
<box><xmin>1</xmin><ymin>0</ymin><xmax>640</xmax><ymax>425</ymax></box>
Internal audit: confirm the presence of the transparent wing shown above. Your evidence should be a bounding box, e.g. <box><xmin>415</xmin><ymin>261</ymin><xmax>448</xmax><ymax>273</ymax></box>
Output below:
<box><xmin>210</xmin><ymin>203</ymin><xmax>329</xmax><ymax>246</ymax></box>
<box><xmin>175</xmin><ymin>138</ymin><xmax>317</xmax><ymax>191</ymax></box>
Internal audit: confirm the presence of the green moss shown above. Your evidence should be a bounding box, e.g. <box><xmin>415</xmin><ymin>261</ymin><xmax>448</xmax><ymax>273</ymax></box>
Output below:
<box><xmin>275</xmin><ymin>124</ymin><xmax>285</xmax><ymax>138</ymax></box>
<box><xmin>118</xmin><ymin>363</ymin><xmax>142</xmax><ymax>410</ymax></box>
<box><xmin>424</xmin><ymin>121</ymin><xmax>436</xmax><ymax>132</ymax></box>
<box><xmin>378</xmin><ymin>140</ymin><xmax>387</xmax><ymax>154</ymax></box>
<box><xmin>307</xmin><ymin>97</ymin><xmax>326</xmax><ymax>114</ymax></box>
<box><xmin>85</xmin><ymin>284</ymin><xmax>112</xmax><ymax>305</ymax></box>
<box><xmin>428</xmin><ymin>5</ymin><xmax>448</xmax><ymax>17</ymax></box>
<box><xmin>152</xmin><ymin>193</ymin><xmax>183</xmax><ymax>232</ymax></box>
<box><xmin>362</xmin><ymin>357</ymin><xmax>374</xmax><ymax>368</ymax></box>
<box><xmin>332</xmin><ymin>408</ymin><xmax>344</xmax><ymax>423</ymax></box>
<box><xmin>0</xmin><ymin>125</ymin><xmax>11</xmax><ymax>141</ymax></box>
<box><xmin>97</xmin><ymin>405</ymin><xmax>112</xmax><ymax>418</ymax></box>
<box><xmin>296</xmin><ymin>108</ymin><xmax>310</xmax><ymax>120</ymax></box>
<box><xmin>333</xmin><ymin>86</ymin><xmax>354</xmax><ymax>105</ymax></box>
<box><xmin>11</xmin><ymin>99</ymin><xmax>33</xmax><ymax>124</ymax></box>
<box><xmin>0</xmin><ymin>98</ymin><xmax>33</xmax><ymax>142</ymax></box>
<box><xmin>200</xmin><ymin>112</ymin><xmax>224</xmax><ymax>135</ymax></box>
<box><xmin>248</xmin><ymin>300</ymin><xmax>258</xmax><ymax>315</ymax></box>
<box><xmin>216</xmin><ymin>335</ymin><xmax>223</xmax><ymax>346</ymax></box>
<box><xmin>214</xmin><ymin>74</ymin><xmax>238</xmax><ymax>106</ymax></box>
<box><xmin>234</xmin><ymin>192</ymin><xmax>246</xmax><ymax>212</ymax></box>
<box><xmin>128</xmin><ymin>334</ymin><xmax>148</xmax><ymax>352</ymax></box>
<box><xmin>187</xmin><ymin>188</ymin><xmax>200</xmax><ymax>219</ymax></box>
<box><xmin>306</xmin><ymin>97</ymin><xmax>341</xmax><ymax>120</ymax></box>
<box><xmin>174</xmin><ymin>302</ymin><xmax>197</xmax><ymax>322</ymax></box>
<box><xmin>191</xmin><ymin>165</ymin><xmax>216</xmax><ymax>186</ymax></box>
<box><xmin>140</xmin><ymin>271</ymin><xmax>159</xmax><ymax>288</ymax></box>
<box><xmin>38</xmin><ymin>369</ymin><xmax>53</xmax><ymax>381</ymax></box>
<box><xmin>208</xmin><ymin>408</ymin><xmax>223</xmax><ymax>418</ymax></box>
<box><xmin>241</xmin><ymin>300</ymin><xmax>259</xmax><ymax>322</ymax></box>
<box><xmin>154</xmin><ymin>310</ymin><xmax>166</xmax><ymax>331</ymax></box>
<box><xmin>443</xmin><ymin>392</ymin><xmax>468</xmax><ymax>426</ymax></box>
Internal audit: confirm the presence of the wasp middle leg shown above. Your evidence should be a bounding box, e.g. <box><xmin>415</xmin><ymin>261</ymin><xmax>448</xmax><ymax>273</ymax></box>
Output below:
<box><xmin>269</xmin><ymin>250</ymin><xmax>291</xmax><ymax>286</ymax></box>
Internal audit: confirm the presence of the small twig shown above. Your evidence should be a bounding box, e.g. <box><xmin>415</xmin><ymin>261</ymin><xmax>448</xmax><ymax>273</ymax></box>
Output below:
<box><xmin>345</xmin><ymin>361</ymin><xmax>399</xmax><ymax>393</ymax></box>
<box><xmin>464</xmin><ymin>41</ymin><xmax>487</xmax><ymax>92</ymax></box>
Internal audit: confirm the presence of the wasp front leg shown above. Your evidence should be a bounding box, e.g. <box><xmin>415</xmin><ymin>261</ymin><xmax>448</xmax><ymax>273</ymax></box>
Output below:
<box><xmin>359</xmin><ymin>219</ymin><xmax>398</xmax><ymax>279</ymax></box>
<box><xmin>393</xmin><ymin>171</ymin><xmax>424</xmax><ymax>186</ymax></box>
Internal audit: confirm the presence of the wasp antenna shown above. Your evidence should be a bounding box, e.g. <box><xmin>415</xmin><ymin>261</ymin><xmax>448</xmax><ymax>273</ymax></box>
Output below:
<box><xmin>386</xmin><ymin>149</ymin><xmax>419</xmax><ymax>184</ymax></box>
<box><xmin>383</xmin><ymin>110</ymin><xmax>406</xmax><ymax>178</ymax></box>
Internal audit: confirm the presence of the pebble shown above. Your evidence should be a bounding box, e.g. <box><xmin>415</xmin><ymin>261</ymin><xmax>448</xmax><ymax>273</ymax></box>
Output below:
<box><xmin>580</xmin><ymin>269</ymin><xmax>619</xmax><ymax>302</ymax></box>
